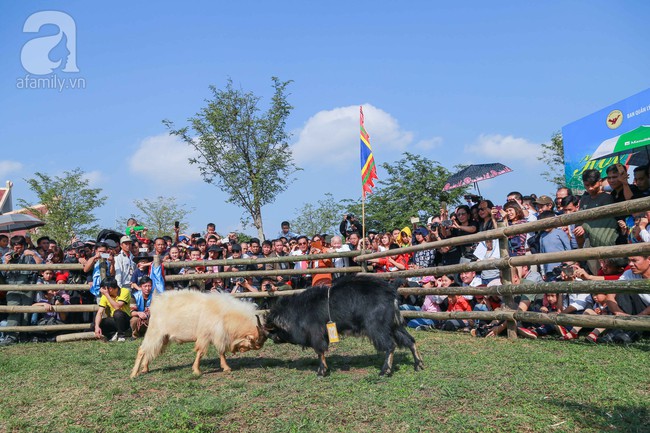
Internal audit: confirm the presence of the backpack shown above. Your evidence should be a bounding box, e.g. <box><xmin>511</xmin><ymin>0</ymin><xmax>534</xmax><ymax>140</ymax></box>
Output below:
<box><xmin>527</xmin><ymin>231</ymin><xmax>542</xmax><ymax>255</ymax></box>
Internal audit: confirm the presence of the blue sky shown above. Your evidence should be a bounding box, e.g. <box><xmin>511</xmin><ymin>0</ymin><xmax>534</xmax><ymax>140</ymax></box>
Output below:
<box><xmin>1</xmin><ymin>1</ymin><xmax>649</xmax><ymax>238</ymax></box>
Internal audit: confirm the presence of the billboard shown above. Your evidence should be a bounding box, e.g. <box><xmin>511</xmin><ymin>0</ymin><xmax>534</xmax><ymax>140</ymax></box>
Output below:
<box><xmin>562</xmin><ymin>88</ymin><xmax>650</xmax><ymax>192</ymax></box>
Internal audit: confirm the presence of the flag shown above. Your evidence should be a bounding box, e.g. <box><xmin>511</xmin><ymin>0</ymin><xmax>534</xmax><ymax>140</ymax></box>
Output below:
<box><xmin>360</xmin><ymin>106</ymin><xmax>378</xmax><ymax>198</ymax></box>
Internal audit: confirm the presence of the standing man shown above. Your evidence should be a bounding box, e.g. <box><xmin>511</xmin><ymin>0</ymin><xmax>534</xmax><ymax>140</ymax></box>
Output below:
<box><xmin>633</xmin><ymin>165</ymin><xmax>650</xmax><ymax>196</ymax></box>
<box><xmin>153</xmin><ymin>237</ymin><xmax>168</xmax><ymax>258</ymax></box>
<box><xmin>0</xmin><ymin>236</ymin><xmax>39</xmax><ymax>346</ymax></box>
<box><xmin>114</xmin><ymin>236</ymin><xmax>135</xmax><ymax>291</ymax></box>
<box><xmin>290</xmin><ymin>236</ymin><xmax>311</xmax><ymax>288</ymax></box>
<box><xmin>272</xmin><ymin>239</ymin><xmax>290</xmax><ymax>284</ymax></box>
<box><xmin>606</xmin><ymin>163</ymin><xmax>642</xmax><ymax>203</ymax></box>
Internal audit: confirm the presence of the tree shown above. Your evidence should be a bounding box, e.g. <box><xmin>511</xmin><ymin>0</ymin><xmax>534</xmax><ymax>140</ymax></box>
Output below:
<box><xmin>538</xmin><ymin>131</ymin><xmax>565</xmax><ymax>188</ymax></box>
<box><xmin>342</xmin><ymin>152</ymin><xmax>468</xmax><ymax>232</ymax></box>
<box><xmin>164</xmin><ymin>77</ymin><xmax>300</xmax><ymax>241</ymax></box>
<box><xmin>118</xmin><ymin>196</ymin><xmax>193</xmax><ymax>239</ymax></box>
<box><xmin>18</xmin><ymin>168</ymin><xmax>107</xmax><ymax>246</ymax></box>
<box><xmin>290</xmin><ymin>193</ymin><xmax>345</xmax><ymax>237</ymax></box>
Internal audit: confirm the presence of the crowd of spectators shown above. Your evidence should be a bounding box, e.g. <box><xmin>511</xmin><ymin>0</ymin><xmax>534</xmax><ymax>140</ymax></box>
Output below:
<box><xmin>1</xmin><ymin>163</ymin><xmax>649</xmax><ymax>346</ymax></box>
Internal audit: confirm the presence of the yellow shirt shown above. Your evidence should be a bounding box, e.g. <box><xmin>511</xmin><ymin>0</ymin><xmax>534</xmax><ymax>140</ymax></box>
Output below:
<box><xmin>99</xmin><ymin>288</ymin><xmax>131</xmax><ymax>317</ymax></box>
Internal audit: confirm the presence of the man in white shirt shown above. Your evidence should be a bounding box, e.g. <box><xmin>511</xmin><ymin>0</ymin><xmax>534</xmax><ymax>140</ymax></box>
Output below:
<box><xmin>114</xmin><ymin>236</ymin><xmax>135</xmax><ymax>290</ymax></box>
<box><xmin>612</xmin><ymin>256</ymin><xmax>650</xmax><ymax>316</ymax></box>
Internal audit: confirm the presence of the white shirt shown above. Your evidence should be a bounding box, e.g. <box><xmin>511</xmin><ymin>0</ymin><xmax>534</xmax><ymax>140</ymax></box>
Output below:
<box><xmin>618</xmin><ymin>270</ymin><xmax>650</xmax><ymax>306</ymax></box>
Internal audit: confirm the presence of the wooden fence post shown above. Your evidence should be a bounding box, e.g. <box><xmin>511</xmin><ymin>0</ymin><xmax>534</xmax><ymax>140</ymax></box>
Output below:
<box><xmin>497</xmin><ymin>220</ymin><xmax>517</xmax><ymax>339</ymax></box>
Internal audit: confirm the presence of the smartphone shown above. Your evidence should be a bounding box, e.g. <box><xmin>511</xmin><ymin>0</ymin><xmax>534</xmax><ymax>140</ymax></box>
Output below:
<box><xmin>174</xmin><ymin>221</ymin><xmax>180</xmax><ymax>229</ymax></box>
<box><xmin>440</xmin><ymin>201</ymin><xmax>447</xmax><ymax>211</ymax></box>
<box><xmin>410</xmin><ymin>217</ymin><xmax>420</xmax><ymax>224</ymax></box>
<box><xmin>100</xmin><ymin>253</ymin><xmax>110</xmax><ymax>259</ymax></box>
<box><xmin>311</xmin><ymin>241</ymin><xmax>323</xmax><ymax>250</ymax></box>
<box><xmin>139</xmin><ymin>248</ymin><xmax>148</xmax><ymax>253</ymax></box>
<box><xmin>494</xmin><ymin>205</ymin><xmax>502</xmax><ymax>211</ymax></box>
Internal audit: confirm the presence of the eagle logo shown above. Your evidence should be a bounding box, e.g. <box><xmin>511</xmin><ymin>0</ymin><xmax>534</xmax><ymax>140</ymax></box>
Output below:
<box><xmin>606</xmin><ymin>109</ymin><xmax>623</xmax><ymax>130</ymax></box>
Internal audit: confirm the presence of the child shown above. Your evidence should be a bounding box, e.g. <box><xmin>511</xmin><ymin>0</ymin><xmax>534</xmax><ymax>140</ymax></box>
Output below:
<box><xmin>524</xmin><ymin>293</ymin><xmax>561</xmax><ymax>337</ymax></box>
<box><xmin>440</xmin><ymin>290</ymin><xmax>472</xmax><ymax>332</ymax></box>
<box><xmin>582</xmin><ymin>293</ymin><xmax>610</xmax><ymax>343</ymax></box>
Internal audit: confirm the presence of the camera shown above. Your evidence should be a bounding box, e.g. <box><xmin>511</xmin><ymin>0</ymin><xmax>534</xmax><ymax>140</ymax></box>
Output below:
<box><xmin>234</xmin><ymin>277</ymin><xmax>245</xmax><ymax>284</ymax></box>
<box><xmin>8</xmin><ymin>252</ymin><xmax>21</xmax><ymax>263</ymax></box>
<box><xmin>264</xmin><ymin>283</ymin><xmax>272</xmax><ymax>291</ymax></box>
<box><xmin>430</xmin><ymin>222</ymin><xmax>440</xmax><ymax>230</ymax></box>
<box><xmin>54</xmin><ymin>295</ymin><xmax>64</xmax><ymax>304</ymax></box>
<box><xmin>561</xmin><ymin>265</ymin><xmax>574</xmax><ymax>277</ymax></box>
<box><xmin>441</xmin><ymin>219</ymin><xmax>454</xmax><ymax>228</ymax></box>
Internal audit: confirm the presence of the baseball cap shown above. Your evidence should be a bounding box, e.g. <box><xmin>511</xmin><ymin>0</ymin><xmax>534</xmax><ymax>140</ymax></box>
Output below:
<box><xmin>120</xmin><ymin>235</ymin><xmax>132</xmax><ymax>244</ymax></box>
<box><xmin>534</xmin><ymin>195</ymin><xmax>554</xmax><ymax>206</ymax></box>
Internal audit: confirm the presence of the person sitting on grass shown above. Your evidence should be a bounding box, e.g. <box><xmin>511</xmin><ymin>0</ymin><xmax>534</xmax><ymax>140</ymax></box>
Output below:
<box><xmin>519</xmin><ymin>293</ymin><xmax>561</xmax><ymax>338</ymax></box>
<box><xmin>130</xmin><ymin>276</ymin><xmax>153</xmax><ymax>338</ymax></box>
<box><xmin>32</xmin><ymin>288</ymin><xmax>69</xmax><ymax>326</ymax></box>
<box><xmin>94</xmin><ymin>277</ymin><xmax>131</xmax><ymax>342</ymax></box>
<box><xmin>400</xmin><ymin>276</ymin><xmax>442</xmax><ymax>331</ymax></box>
<box><xmin>440</xmin><ymin>292</ymin><xmax>472</xmax><ymax>332</ymax></box>
<box><xmin>580</xmin><ymin>293</ymin><xmax>611</xmax><ymax>343</ymax></box>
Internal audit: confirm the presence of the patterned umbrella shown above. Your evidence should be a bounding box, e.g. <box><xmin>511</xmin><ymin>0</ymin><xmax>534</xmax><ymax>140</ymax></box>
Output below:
<box><xmin>0</xmin><ymin>213</ymin><xmax>45</xmax><ymax>233</ymax></box>
<box><xmin>443</xmin><ymin>163</ymin><xmax>512</xmax><ymax>194</ymax></box>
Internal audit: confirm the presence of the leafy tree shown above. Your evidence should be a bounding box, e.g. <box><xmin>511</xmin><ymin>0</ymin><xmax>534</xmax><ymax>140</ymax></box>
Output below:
<box><xmin>118</xmin><ymin>196</ymin><xmax>193</xmax><ymax>239</ymax></box>
<box><xmin>290</xmin><ymin>193</ymin><xmax>345</xmax><ymax>237</ymax></box>
<box><xmin>164</xmin><ymin>77</ymin><xmax>300</xmax><ymax>241</ymax></box>
<box><xmin>18</xmin><ymin>168</ymin><xmax>107</xmax><ymax>246</ymax></box>
<box><xmin>342</xmin><ymin>152</ymin><xmax>468</xmax><ymax>232</ymax></box>
<box><xmin>538</xmin><ymin>131</ymin><xmax>565</xmax><ymax>188</ymax></box>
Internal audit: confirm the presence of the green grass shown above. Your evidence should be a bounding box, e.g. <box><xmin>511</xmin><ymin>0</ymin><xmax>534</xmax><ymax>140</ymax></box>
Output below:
<box><xmin>0</xmin><ymin>332</ymin><xmax>648</xmax><ymax>433</ymax></box>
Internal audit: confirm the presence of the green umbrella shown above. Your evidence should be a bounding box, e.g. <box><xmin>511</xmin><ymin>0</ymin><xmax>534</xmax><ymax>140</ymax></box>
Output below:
<box><xmin>589</xmin><ymin>125</ymin><xmax>650</xmax><ymax>161</ymax></box>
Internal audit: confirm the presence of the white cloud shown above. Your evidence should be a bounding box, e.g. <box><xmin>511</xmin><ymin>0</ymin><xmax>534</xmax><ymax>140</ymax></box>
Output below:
<box><xmin>292</xmin><ymin>104</ymin><xmax>436</xmax><ymax>167</ymax></box>
<box><xmin>0</xmin><ymin>160</ymin><xmax>23</xmax><ymax>180</ymax></box>
<box><xmin>414</xmin><ymin>137</ymin><xmax>444</xmax><ymax>151</ymax></box>
<box><xmin>128</xmin><ymin>134</ymin><xmax>202</xmax><ymax>185</ymax></box>
<box><xmin>465</xmin><ymin>134</ymin><xmax>541</xmax><ymax>164</ymax></box>
<box><xmin>82</xmin><ymin>170</ymin><xmax>104</xmax><ymax>187</ymax></box>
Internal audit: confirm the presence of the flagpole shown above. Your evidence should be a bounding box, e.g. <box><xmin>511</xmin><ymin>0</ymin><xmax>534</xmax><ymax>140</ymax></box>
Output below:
<box><xmin>362</xmin><ymin>191</ymin><xmax>366</xmax><ymax>250</ymax></box>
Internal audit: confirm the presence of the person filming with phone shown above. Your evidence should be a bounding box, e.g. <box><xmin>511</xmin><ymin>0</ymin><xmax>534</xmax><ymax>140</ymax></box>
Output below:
<box><xmin>439</xmin><ymin>203</ymin><xmax>479</xmax><ymax>265</ymax></box>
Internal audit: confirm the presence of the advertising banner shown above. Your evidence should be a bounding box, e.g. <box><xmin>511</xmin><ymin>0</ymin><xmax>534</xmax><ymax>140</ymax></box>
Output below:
<box><xmin>563</xmin><ymin>88</ymin><xmax>650</xmax><ymax>192</ymax></box>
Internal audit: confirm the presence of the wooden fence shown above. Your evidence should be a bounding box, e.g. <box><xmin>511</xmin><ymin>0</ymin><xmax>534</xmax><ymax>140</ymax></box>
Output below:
<box><xmin>2</xmin><ymin>196</ymin><xmax>650</xmax><ymax>338</ymax></box>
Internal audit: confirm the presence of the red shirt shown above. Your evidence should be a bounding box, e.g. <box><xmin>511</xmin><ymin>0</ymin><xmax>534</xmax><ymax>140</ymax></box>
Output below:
<box><xmin>448</xmin><ymin>296</ymin><xmax>472</xmax><ymax>312</ymax></box>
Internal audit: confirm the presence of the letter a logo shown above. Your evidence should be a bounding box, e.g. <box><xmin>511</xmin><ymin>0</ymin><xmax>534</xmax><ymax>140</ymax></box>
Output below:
<box><xmin>21</xmin><ymin>11</ymin><xmax>79</xmax><ymax>75</ymax></box>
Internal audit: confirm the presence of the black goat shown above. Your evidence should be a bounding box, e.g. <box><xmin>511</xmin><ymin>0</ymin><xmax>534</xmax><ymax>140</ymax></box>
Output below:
<box><xmin>263</xmin><ymin>275</ymin><xmax>424</xmax><ymax>376</ymax></box>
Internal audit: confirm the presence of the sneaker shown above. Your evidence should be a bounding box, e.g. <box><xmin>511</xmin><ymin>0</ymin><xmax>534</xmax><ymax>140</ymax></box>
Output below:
<box><xmin>517</xmin><ymin>327</ymin><xmax>537</xmax><ymax>339</ymax></box>
<box><xmin>599</xmin><ymin>332</ymin><xmax>615</xmax><ymax>344</ymax></box>
<box><xmin>414</xmin><ymin>325</ymin><xmax>432</xmax><ymax>332</ymax></box>
<box><xmin>109</xmin><ymin>333</ymin><xmax>118</xmax><ymax>342</ymax></box>
<box><xmin>117</xmin><ymin>337</ymin><xmax>126</xmax><ymax>342</ymax></box>
<box><xmin>613</xmin><ymin>331</ymin><xmax>632</xmax><ymax>345</ymax></box>
<box><xmin>0</xmin><ymin>336</ymin><xmax>18</xmax><ymax>347</ymax></box>
<box><xmin>586</xmin><ymin>332</ymin><xmax>598</xmax><ymax>344</ymax></box>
